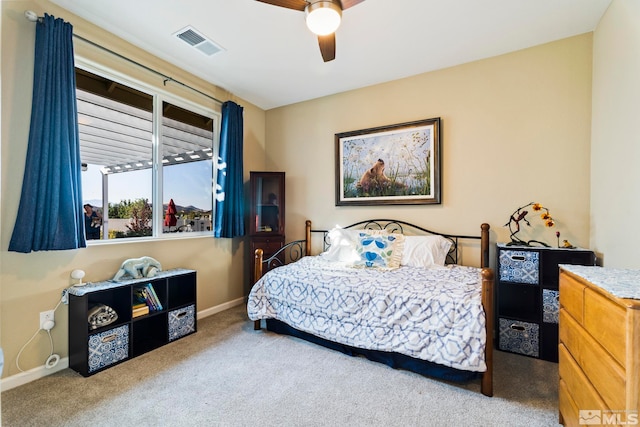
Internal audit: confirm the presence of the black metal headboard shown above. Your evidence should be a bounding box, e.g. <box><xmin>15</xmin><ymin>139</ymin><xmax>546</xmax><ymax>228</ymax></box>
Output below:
<box><xmin>313</xmin><ymin>219</ymin><xmax>485</xmax><ymax>266</ymax></box>
<box><xmin>256</xmin><ymin>219</ymin><xmax>490</xmax><ymax>275</ymax></box>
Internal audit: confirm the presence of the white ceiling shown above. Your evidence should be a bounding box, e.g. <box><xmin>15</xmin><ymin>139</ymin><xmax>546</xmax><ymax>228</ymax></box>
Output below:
<box><xmin>50</xmin><ymin>0</ymin><xmax>611</xmax><ymax>110</ymax></box>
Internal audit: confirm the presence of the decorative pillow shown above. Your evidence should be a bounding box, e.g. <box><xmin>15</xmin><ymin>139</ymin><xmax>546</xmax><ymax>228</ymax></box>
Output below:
<box><xmin>354</xmin><ymin>232</ymin><xmax>405</xmax><ymax>269</ymax></box>
<box><xmin>320</xmin><ymin>228</ymin><xmax>363</xmax><ymax>263</ymax></box>
<box><xmin>401</xmin><ymin>235</ymin><xmax>453</xmax><ymax>268</ymax></box>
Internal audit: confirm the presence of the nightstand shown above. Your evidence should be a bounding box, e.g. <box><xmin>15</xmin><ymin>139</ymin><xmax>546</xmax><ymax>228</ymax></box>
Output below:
<box><xmin>495</xmin><ymin>244</ymin><xmax>595</xmax><ymax>362</ymax></box>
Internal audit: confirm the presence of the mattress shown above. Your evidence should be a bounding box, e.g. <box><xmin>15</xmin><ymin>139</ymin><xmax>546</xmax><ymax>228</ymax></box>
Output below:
<box><xmin>247</xmin><ymin>256</ymin><xmax>487</xmax><ymax>372</ymax></box>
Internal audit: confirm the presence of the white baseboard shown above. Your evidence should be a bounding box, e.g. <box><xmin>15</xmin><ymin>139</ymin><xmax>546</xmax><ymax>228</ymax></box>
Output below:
<box><xmin>196</xmin><ymin>296</ymin><xmax>245</xmax><ymax>319</ymax></box>
<box><xmin>1</xmin><ymin>297</ymin><xmax>246</xmax><ymax>392</ymax></box>
<box><xmin>1</xmin><ymin>357</ymin><xmax>69</xmax><ymax>392</ymax></box>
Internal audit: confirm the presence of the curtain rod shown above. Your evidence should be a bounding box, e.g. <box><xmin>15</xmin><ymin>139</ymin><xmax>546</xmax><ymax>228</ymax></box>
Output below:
<box><xmin>24</xmin><ymin>10</ymin><xmax>225</xmax><ymax>106</ymax></box>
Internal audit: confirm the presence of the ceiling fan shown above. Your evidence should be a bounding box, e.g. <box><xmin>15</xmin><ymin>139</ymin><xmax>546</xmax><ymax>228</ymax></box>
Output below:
<box><xmin>256</xmin><ymin>0</ymin><xmax>366</xmax><ymax>62</ymax></box>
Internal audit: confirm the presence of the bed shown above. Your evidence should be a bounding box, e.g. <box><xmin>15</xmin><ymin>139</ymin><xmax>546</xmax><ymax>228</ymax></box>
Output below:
<box><xmin>247</xmin><ymin>219</ymin><xmax>494</xmax><ymax>396</ymax></box>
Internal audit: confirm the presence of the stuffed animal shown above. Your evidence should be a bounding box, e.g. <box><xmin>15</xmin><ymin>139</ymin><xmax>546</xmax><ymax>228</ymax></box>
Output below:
<box><xmin>112</xmin><ymin>256</ymin><xmax>162</xmax><ymax>281</ymax></box>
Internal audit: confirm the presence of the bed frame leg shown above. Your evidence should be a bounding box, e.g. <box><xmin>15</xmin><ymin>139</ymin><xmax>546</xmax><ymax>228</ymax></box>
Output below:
<box><xmin>481</xmin><ymin>267</ymin><xmax>494</xmax><ymax>397</ymax></box>
<box><xmin>481</xmin><ymin>369</ymin><xmax>493</xmax><ymax>397</ymax></box>
<box><xmin>252</xmin><ymin>248</ymin><xmax>264</xmax><ymax>332</ymax></box>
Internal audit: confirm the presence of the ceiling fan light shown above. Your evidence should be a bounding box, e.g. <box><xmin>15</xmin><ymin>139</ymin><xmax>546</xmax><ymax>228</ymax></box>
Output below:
<box><xmin>305</xmin><ymin>1</ymin><xmax>342</xmax><ymax>36</ymax></box>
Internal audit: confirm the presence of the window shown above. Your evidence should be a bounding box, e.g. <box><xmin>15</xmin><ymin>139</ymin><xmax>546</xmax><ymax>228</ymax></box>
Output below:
<box><xmin>76</xmin><ymin>67</ymin><xmax>218</xmax><ymax>240</ymax></box>
<box><xmin>161</xmin><ymin>102</ymin><xmax>214</xmax><ymax>234</ymax></box>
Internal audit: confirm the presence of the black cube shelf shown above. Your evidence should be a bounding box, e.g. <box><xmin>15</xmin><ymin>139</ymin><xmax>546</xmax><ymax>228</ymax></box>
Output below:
<box><xmin>68</xmin><ymin>269</ymin><xmax>196</xmax><ymax>376</ymax></box>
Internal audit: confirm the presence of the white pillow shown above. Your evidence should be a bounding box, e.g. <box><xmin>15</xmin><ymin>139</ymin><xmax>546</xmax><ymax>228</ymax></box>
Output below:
<box><xmin>401</xmin><ymin>235</ymin><xmax>453</xmax><ymax>268</ymax></box>
<box><xmin>320</xmin><ymin>228</ymin><xmax>362</xmax><ymax>263</ymax></box>
<box><xmin>321</xmin><ymin>228</ymin><xmax>392</xmax><ymax>264</ymax></box>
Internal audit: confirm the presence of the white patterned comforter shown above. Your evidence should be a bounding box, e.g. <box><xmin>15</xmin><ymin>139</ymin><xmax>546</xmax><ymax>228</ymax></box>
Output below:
<box><xmin>247</xmin><ymin>256</ymin><xmax>486</xmax><ymax>372</ymax></box>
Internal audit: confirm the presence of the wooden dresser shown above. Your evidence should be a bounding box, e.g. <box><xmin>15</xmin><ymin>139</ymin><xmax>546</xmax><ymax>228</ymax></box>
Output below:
<box><xmin>558</xmin><ymin>265</ymin><xmax>640</xmax><ymax>426</ymax></box>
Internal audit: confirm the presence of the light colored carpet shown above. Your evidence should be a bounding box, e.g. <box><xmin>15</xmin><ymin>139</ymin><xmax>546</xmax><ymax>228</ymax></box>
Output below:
<box><xmin>2</xmin><ymin>305</ymin><xmax>560</xmax><ymax>426</ymax></box>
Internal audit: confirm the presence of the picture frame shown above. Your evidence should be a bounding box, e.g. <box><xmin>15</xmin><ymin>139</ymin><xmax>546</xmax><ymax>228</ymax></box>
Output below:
<box><xmin>335</xmin><ymin>118</ymin><xmax>441</xmax><ymax>206</ymax></box>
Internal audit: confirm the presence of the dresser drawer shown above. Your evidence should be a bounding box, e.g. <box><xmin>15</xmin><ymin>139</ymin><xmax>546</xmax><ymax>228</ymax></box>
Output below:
<box><xmin>559</xmin><ymin>344</ymin><xmax>609</xmax><ymax>414</ymax></box>
<box><xmin>498</xmin><ymin>317</ymin><xmax>539</xmax><ymax>357</ymax></box>
<box><xmin>559</xmin><ymin>310</ymin><xmax>626</xmax><ymax>411</ymax></box>
<box><xmin>559</xmin><ymin>379</ymin><xmax>580</xmax><ymax>427</ymax></box>
<box><xmin>583</xmin><ymin>288</ymin><xmax>627</xmax><ymax>367</ymax></box>
<box><xmin>253</xmin><ymin>240</ymin><xmax>284</xmax><ymax>256</ymax></box>
<box><xmin>499</xmin><ymin>250</ymin><xmax>539</xmax><ymax>284</ymax></box>
<box><xmin>559</xmin><ymin>273</ymin><xmax>585</xmax><ymax>324</ymax></box>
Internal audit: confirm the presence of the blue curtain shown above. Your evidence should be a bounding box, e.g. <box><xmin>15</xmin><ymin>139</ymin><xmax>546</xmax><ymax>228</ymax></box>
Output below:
<box><xmin>9</xmin><ymin>14</ymin><xmax>85</xmax><ymax>253</ymax></box>
<box><xmin>214</xmin><ymin>101</ymin><xmax>245</xmax><ymax>238</ymax></box>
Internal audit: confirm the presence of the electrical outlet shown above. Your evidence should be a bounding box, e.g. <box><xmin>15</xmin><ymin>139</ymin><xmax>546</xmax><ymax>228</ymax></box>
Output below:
<box><xmin>40</xmin><ymin>310</ymin><xmax>55</xmax><ymax>330</ymax></box>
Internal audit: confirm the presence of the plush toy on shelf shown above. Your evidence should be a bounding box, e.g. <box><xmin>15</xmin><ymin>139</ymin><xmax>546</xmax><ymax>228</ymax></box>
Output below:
<box><xmin>112</xmin><ymin>256</ymin><xmax>162</xmax><ymax>281</ymax></box>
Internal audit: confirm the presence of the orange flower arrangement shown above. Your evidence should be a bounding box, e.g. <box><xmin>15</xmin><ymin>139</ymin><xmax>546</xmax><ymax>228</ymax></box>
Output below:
<box><xmin>505</xmin><ymin>202</ymin><xmax>556</xmax><ymax>247</ymax></box>
<box><xmin>532</xmin><ymin>203</ymin><xmax>555</xmax><ymax>228</ymax></box>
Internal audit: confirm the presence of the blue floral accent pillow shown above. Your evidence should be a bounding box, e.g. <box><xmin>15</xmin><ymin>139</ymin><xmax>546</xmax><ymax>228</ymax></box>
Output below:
<box><xmin>354</xmin><ymin>231</ymin><xmax>405</xmax><ymax>269</ymax></box>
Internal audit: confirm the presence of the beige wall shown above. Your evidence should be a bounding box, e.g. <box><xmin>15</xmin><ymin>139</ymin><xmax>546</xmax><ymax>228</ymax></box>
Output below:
<box><xmin>1</xmin><ymin>0</ymin><xmax>266</xmax><ymax>379</ymax></box>
<box><xmin>266</xmin><ymin>34</ymin><xmax>594</xmax><ymax>266</ymax></box>
<box><xmin>591</xmin><ymin>0</ymin><xmax>640</xmax><ymax>268</ymax></box>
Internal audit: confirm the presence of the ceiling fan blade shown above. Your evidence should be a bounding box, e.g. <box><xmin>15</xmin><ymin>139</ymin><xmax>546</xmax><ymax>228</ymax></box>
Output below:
<box><xmin>318</xmin><ymin>33</ymin><xmax>336</xmax><ymax>62</ymax></box>
<box><xmin>255</xmin><ymin>0</ymin><xmax>307</xmax><ymax>11</ymax></box>
<box><xmin>339</xmin><ymin>0</ymin><xmax>366</xmax><ymax>10</ymax></box>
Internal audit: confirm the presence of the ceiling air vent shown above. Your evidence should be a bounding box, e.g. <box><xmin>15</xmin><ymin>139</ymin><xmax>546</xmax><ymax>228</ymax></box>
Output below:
<box><xmin>173</xmin><ymin>26</ymin><xmax>224</xmax><ymax>57</ymax></box>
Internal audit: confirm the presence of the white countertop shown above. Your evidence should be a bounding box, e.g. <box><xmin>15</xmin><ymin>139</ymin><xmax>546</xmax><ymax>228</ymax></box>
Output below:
<box><xmin>560</xmin><ymin>264</ymin><xmax>640</xmax><ymax>300</ymax></box>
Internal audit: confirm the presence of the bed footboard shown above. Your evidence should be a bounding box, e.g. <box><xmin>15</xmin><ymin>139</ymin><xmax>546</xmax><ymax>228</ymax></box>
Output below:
<box><xmin>253</xmin><ymin>242</ymin><xmax>306</xmax><ymax>330</ymax></box>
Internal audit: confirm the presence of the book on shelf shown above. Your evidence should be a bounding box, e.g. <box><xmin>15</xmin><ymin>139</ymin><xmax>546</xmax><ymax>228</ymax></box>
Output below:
<box><xmin>133</xmin><ymin>289</ymin><xmax>148</xmax><ymax>308</ymax></box>
<box><xmin>133</xmin><ymin>283</ymin><xmax>163</xmax><ymax>311</ymax></box>
<box><xmin>145</xmin><ymin>283</ymin><xmax>163</xmax><ymax>311</ymax></box>
<box><xmin>141</xmin><ymin>287</ymin><xmax>156</xmax><ymax>310</ymax></box>
<box><xmin>132</xmin><ymin>305</ymin><xmax>149</xmax><ymax>318</ymax></box>
<box><xmin>134</xmin><ymin>288</ymin><xmax>155</xmax><ymax>311</ymax></box>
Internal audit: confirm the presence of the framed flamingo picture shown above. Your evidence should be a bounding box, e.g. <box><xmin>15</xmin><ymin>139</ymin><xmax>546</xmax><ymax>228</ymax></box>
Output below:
<box><xmin>335</xmin><ymin>118</ymin><xmax>441</xmax><ymax>206</ymax></box>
